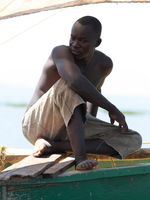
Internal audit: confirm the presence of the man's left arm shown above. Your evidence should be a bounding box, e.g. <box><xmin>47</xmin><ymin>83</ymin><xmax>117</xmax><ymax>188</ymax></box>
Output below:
<box><xmin>86</xmin><ymin>89</ymin><xmax>101</xmax><ymax>117</ymax></box>
<box><xmin>86</xmin><ymin>58</ymin><xmax>113</xmax><ymax>117</ymax></box>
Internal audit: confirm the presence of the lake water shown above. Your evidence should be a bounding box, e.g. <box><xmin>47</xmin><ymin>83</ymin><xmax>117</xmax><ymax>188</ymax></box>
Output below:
<box><xmin>1</xmin><ymin>84</ymin><xmax>150</xmax><ymax>149</ymax></box>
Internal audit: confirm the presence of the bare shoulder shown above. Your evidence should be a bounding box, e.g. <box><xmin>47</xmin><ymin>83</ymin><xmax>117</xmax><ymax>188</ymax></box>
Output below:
<box><xmin>36</xmin><ymin>47</ymin><xmax>66</xmax><ymax>92</ymax></box>
<box><xmin>51</xmin><ymin>45</ymin><xmax>75</xmax><ymax>68</ymax></box>
<box><xmin>95</xmin><ymin>50</ymin><xmax>113</xmax><ymax>76</ymax></box>
<box><xmin>52</xmin><ymin>45</ymin><xmax>71</xmax><ymax>57</ymax></box>
<box><xmin>53</xmin><ymin>45</ymin><xmax>69</xmax><ymax>51</ymax></box>
<box><xmin>43</xmin><ymin>45</ymin><xmax>70</xmax><ymax>72</ymax></box>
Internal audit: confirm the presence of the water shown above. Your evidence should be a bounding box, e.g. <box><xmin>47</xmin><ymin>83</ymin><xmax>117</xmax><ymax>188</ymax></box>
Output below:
<box><xmin>0</xmin><ymin>84</ymin><xmax>34</xmax><ymax>149</ymax></box>
<box><xmin>0</xmin><ymin>105</ymin><xmax>33</xmax><ymax>149</ymax></box>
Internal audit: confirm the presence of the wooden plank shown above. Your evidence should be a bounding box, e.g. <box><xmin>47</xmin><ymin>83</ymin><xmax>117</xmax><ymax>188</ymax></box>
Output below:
<box><xmin>0</xmin><ymin>153</ymin><xmax>65</xmax><ymax>181</ymax></box>
<box><xmin>43</xmin><ymin>155</ymin><xmax>75</xmax><ymax>178</ymax></box>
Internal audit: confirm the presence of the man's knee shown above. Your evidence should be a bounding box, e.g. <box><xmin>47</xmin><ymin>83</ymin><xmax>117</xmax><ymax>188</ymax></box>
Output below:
<box><xmin>131</xmin><ymin>131</ymin><xmax>142</xmax><ymax>151</ymax></box>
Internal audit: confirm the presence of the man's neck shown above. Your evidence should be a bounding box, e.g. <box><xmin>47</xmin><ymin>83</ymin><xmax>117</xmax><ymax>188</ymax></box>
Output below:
<box><xmin>77</xmin><ymin>51</ymin><xmax>95</xmax><ymax>67</ymax></box>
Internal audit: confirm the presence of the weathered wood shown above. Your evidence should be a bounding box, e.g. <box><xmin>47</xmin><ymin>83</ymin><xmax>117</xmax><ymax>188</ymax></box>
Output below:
<box><xmin>4</xmin><ymin>148</ymin><xmax>150</xmax><ymax>164</ymax></box>
<box><xmin>5</xmin><ymin>148</ymin><xmax>33</xmax><ymax>164</ymax></box>
<box><xmin>0</xmin><ymin>153</ymin><xmax>65</xmax><ymax>181</ymax></box>
<box><xmin>125</xmin><ymin>148</ymin><xmax>150</xmax><ymax>159</ymax></box>
<box><xmin>0</xmin><ymin>0</ymin><xmax>150</xmax><ymax>20</ymax></box>
<box><xmin>5</xmin><ymin>148</ymin><xmax>33</xmax><ymax>156</ymax></box>
<box><xmin>43</xmin><ymin>155</ymin><xmax>75</xmax><ymax>178</ymax></box>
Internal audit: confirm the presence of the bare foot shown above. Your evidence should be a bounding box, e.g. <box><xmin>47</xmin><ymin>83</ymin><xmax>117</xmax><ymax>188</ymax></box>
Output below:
<box><xmin>76</xmin><ymin>159</ymin><xmax>98</xmax><ymax>170</ymax></box>
<box><xmin>33</xmin><ymin>138</ymin><xmax>51</xmax><ymax>157</ymax></box>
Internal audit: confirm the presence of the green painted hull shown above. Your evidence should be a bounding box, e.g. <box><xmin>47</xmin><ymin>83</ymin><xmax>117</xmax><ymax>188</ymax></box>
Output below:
<box><xmin>1</xmin><ymin>162</ymin><xmax>150</xmax><ymax>200</ymax></box>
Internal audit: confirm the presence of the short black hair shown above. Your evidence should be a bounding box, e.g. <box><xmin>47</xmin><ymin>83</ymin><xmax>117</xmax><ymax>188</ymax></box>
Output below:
<box><xmin>76</xmin><ymin>16</ymin><xmax>102</xmax><ymax>37</ymax></box>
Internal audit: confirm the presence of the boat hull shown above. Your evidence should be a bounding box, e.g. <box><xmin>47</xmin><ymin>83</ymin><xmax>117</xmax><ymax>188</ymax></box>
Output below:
<box><xmin>1</xmin><ymin>163</ymin><xmax>150</xmax><ymax>200</ymax></box>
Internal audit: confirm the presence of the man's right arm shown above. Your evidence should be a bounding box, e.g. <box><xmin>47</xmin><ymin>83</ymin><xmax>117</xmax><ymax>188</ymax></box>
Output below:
<box><xmin>52</xmin><ymin>46</ymin><xmax>128</xmax><ymax>133</ymax></box>
<box><xmin>25</xmin><ymin>56</ymin><xmax>59</xmax><ymax>112</ymax></box>
<box><xmin>52</xmin><ymin>46</ymin><xmax>115</xmax><ymax>113</ymax></box>
<box><xmin>25</xmin><ymin>79</ymin><xmax>46</xmax><ymax>112</ymax></box>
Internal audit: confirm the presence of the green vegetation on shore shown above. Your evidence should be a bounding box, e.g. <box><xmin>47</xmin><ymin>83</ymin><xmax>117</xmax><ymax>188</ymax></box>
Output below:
<box><xmin>5</xmin><ymin>103</ymin><xmax>28</xmax><ymax>107</ymax></box>
<box><xmin>121</xmin><ymin>110</ymin><xmax>144</xmax><ymax>115</ymax></box>
<box><xmin>1</xmin><ymin>103</ymin><xmax>147</xmax><ymax>115</ymax></box>
<box><xmin>100</xmin><ymin>109</ymin><xmax>146</xmax><ymax>115</ymax></box>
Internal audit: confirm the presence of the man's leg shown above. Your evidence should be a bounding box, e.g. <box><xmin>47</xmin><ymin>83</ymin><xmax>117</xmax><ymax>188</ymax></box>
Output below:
<box><xmin>66</xmin><ymin>105</ymin><xmax>98</xmax><ymax>170</ymax></box>
<box><xmin>33</xmin><ymin>105</ymin><xmax>118</xmax><ymax>170</ymax></box>
<box><xmin>33</xmin><ymin>137</ymin><xmax>118</xmax><ymax>169</ymax></box>
<box><xmin>33</xmin><ymin>105</ymin><xmax>98</xmax><ymax>170</ymax></box>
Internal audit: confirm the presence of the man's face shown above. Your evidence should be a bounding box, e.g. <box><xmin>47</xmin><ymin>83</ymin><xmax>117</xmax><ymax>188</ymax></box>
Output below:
<box><xmin>69</xmin><ymin>22</ymin><xmax>98</xmax><ymax>60</ymax></box>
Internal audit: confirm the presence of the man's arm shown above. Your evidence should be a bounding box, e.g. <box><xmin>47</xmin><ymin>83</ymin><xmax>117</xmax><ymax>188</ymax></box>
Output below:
<box><xmin>25</xmin><ymin>57</ymin><xmax>60</xmax><ymax>112</ymax></box>
<box><xmin>86</xmin><ymin>79</ymin><xmax>107</xmax><ymax>117</ymax></box>
<box><xmin>86</xmin><ymin>89</ymin><xmax>102</xmax><ymax>117</ymax></box>
<box><xmin>25</xmin><ymin>80</ymin><xmax>45</xmax><ymax>112</ymax></box>
<box><xmin>52</xmin><ymin>46</ymin><xmax>109</xmax><ymax>108</ymax></box>
<box><xmin>52</xmin><ymin>45</ymin><xmax>128</xmax><ymax>132</ymax></box>
<box><xmin>86</xmin><ymin>102</ymin><xmax>98</xmax><ymax>117</ymax></box>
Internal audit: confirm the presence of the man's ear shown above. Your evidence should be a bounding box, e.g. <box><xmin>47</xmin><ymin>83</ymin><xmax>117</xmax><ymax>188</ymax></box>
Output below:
<box><xmin>95</xmin><ymin>38</ymin><xmax>102</xmax><ymax>47</ymax></box>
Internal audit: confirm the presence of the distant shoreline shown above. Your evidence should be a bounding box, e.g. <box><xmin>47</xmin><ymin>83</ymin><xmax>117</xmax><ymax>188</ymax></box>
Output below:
<box><xmin>0</xmin><ymin>103</ymin><xmax>148</xmax><ymax>115</ymax></box>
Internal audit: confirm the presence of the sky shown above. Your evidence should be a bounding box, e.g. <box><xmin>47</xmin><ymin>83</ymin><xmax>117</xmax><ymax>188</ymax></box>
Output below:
<box><xmin>0</xmin><ymin>3</ymin><xmax>150</xmax><ymax>97</ymax></box>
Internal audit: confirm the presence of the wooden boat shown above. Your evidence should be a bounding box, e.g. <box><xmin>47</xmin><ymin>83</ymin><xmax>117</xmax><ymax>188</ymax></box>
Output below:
<box><xmin>0</xmin><ymin>147</ymin><xmax>150</xmax><ymax>200</ymax></box>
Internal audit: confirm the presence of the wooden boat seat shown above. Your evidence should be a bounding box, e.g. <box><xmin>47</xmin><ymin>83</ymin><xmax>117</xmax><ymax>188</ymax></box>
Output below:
<box><xmin>0</xmin><ymin>153</ymin><xmax>76</xmax><ymax>181</ymax></box>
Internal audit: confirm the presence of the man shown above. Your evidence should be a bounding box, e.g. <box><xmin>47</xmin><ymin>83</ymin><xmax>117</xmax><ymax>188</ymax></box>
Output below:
<box><xmin>22</xmin><ymin>16</ymin><xmax>142</xmax><ymax>170</ymax></box>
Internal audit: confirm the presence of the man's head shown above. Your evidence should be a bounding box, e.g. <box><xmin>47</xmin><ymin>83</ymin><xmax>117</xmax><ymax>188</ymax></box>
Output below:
<box><xmin>76</xmin><ymin>16</ymin><xmax>102</xmax><ymax>38</ymax></box>
<box><xmin>69</xmin><ymin>16</ymin><xmax>102</xmax><ymax>60</ymax></box>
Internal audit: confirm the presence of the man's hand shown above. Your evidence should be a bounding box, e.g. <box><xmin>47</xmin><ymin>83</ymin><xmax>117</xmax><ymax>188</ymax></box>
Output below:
<box><xmin>108</xmin><ymin>108</ymin><xmax>128</xmax><ymax>133</ymax></box>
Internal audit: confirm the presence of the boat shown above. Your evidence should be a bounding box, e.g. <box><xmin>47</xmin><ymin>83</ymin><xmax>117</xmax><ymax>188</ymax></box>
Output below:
<box><xmin>0</xmin><ymin>147</ymin><xmax>150</xmax><ymax>200</ymax></box>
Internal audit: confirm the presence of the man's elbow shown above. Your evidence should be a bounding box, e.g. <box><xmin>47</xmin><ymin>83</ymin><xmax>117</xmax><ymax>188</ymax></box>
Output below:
<box><xmin>67</xmin><ymin>76</ymin><xmax>83</xmax><ymax>92</ymax></box>
<box><xmin>68</xmin><ymin>79</ymin><xmax>80</xmax><ymax>91</ymax></box>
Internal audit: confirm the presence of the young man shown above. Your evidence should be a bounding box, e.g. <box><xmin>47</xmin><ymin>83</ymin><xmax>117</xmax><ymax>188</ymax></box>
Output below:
<box><xmin>22</xmin><ymin>16</ymin><xmax>142</xmax><ymax>170</ymax></box>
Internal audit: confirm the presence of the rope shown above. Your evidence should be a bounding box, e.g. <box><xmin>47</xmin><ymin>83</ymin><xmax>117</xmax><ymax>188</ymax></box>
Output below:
<box><xmin>0</xmin><ymin>8</ymin><xmax>64</xmax><ymax>46</ymax></box>
<box><xmin>0</xmin><ymin>146</ymin><xmax>7</xmax><ymax>171</ymax></box>
<box><xmin>0</xmin><ymin>0</ymin><xmax>14</xmax><ymax>13</ymax></box>
<box><xmin>110</xmin><ymin>157</ymin><xmax>116</xmax><ymax>167</ymax></box>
